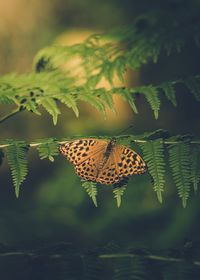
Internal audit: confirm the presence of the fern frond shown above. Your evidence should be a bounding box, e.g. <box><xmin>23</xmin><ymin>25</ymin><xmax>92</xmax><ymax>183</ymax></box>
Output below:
<box><xmin>82</xmin><ymin>181</ymin><xmax>98</xmax><ymax>207</ymax></box>
<box><xmin>191</xmin><ymin>146</ymin><xmax>200</xmax><ymax>193</ymax></box>
<box><xmin>4</xmin><ymin>140</ymin><xmax>28</xmax><ymax>197</ymax></box>
<box><xmin>37</xmin><ymin>97</ymin><xmax>60</xmax><ymax>125</ymax></box>
<box><xmin>116</xmin><ymin>88</ymin><xmax>138</xmax><ymax>114</ymax></box>
<box><xmin>78</xmin><ymin>93</ymin><xmax>106</xmax><ymax>117</ymax></box>
<box><xmin>36</xmin><ymin>138</ymin><xmax>59</xmax><ymax>162</ymax></box>
<box><xmin>56</xmin><ymin>94</ymin><xmax>79</xmax><ymax>117</ymax></box>
<box><xmin>161</xmin><ymin>82</ymin><xmax>177</xmax><ymax>106</ymax></box>
<box><xmin>168</xmin><ymin>142</ymin><xmax>191</xmax><ymax>207</ymax></box>
<box><xmin>139</xmin><ymin>140</ymin><xmax>165</xmax><ymax>203</ymax></box>
<box><xmin>184</xmin><ymin>76</ymin><xmax>200</xmax><ymax>101</ymax></box>
<box><xmin>113</xmin><ymin>186</ymin><xmax>126</xmax><ymax>208</ymax></box>
<box><xmin>139</xmin><ymin>86</ymin><xmax>160</xmax><ymax>119</ymax></box>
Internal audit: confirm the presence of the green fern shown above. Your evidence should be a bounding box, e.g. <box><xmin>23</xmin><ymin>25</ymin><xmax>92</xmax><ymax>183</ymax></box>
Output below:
<box><xmin>78</xmin><ymin>93</ymin><xmax>106</xmax><ymax>117</ymax></box>
<box><xmin>4</xmin><ymin>140</ymin><xmax>28</xmax><ymax>197</ymax></box>
<box><xmin>116</xmin><ymin>88</ymin><xmax>138</xmax><ymax>114</ymax></box>
<box><xmin>113</xmin><ymin>186</ymin><xmax>127</xmax><ymax>208</ymax></box>
<box><xmin>37</xmin><ymin>97</ymin><xmax>60</xmax><ymax>125</ymax></box>
<box><xmin>185</xmin><ymin>76</ymin><xmax>200</xmax><ymax>101</ymax></box>
<box><xmin>168</xmin><ymin>142</ymin><xmax>191</xmax><ymax>208</ymax></box>
<box><xmin>191</xmin><ymin>146</ymin><xmax>200</xmax><ymax>193</ymax></box>
<box><xmin>139</xmin><ymin>140</ymin><xmax>165</xmax><ymax>203</ymax></box>
<box><xmin>82</xmin><ymin>181</ymin><xmax>98</xmax><ymax>207</ymax></box>
<box><xmin>56</xmin><ymin>93</ymin><xmax>79</xmax><ymax>117</ymax></box>
<box><xmin>36</xmin><ymin>138</ymin><xmax>59</xmax><ymax>162</ymax></box>
<box><xmin>139</xmin><ymin>86</ymin><xmax>160</xmax><ymax>119</ymax></box>
<box><xmin>161</xmin><ymin>82</ymin><xmax>177</xmax><ymax>106</ymax></box>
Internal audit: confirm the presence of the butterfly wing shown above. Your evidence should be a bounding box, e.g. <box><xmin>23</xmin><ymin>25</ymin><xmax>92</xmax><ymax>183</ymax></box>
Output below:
<box><xmin>97</xmin><ymin>144</ymin><xmax>147</xmax><ymax>185</ymax></box>
<box><xmin>60</xmin><ymin>138</ymin><xmax>108</xmax><ymax>181</ymax></box>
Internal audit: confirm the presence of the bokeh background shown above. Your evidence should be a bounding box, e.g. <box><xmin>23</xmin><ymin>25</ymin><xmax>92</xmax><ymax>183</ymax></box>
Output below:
<box><xmin>0</xmin><ymin>0</ymin><xmax>200</xmax><ymax>262</ymax></box>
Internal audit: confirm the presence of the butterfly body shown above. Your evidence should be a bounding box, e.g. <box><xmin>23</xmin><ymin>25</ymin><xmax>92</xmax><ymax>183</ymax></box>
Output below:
<box><xmin>59</xmin><ymin>138</ymin><xmax>147</xmax><ymax>185</ymax></box>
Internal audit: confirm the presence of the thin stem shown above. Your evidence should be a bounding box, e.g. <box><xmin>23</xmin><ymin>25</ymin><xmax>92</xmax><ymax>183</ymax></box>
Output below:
<box><xmin>0</xmin><ymin>107</ymin><xmax>25</xmax><ymax>124</ymax></box>
<box><xmin>0</xmin><ymin>137</ymin><xmax>200</xmax><ymax>149</ymax></box>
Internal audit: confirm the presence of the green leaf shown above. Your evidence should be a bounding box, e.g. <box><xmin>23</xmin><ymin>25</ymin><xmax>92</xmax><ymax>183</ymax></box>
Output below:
<box><xmin>168</xmin><ymin>142</ymin><xmax>191</xmax><ymax>208</ymax></box>
<box><xmin>161</xmin><ymin>82</ymin><xmax>177</xmax><ymax>106</ymax></box>
<box><xmin>82</xmin><ymin>181</ymin><xmax>98</xmax><ymax>207</ymax></box>
<box><xmin>99</xmin><ymin>89</ymin><xmax>115</xmax><ymax>112</ymax></box>
<box><xmin>185</xmin><ymin>77</ymin><xmax>200</xmax><ymax>101</ymax></box>
<box><xmin>4</xmin><ymin>140</ymin><xmax>28</xmax><ymax>197</ymax></box>
<box><xmin>25</xmin><ymin>99</ymin><xmax>41</xmax><ymax>115</ymax></box>
<box><xmin>57</xmin><ymin>94</ymin><xmax>79</xmax><ymax>117</ymax></box>
<box><xmin>36</xmin><ymin>138</ymin><xmax>59</xmax><ymax>162</ymax></box>
<box><xmin>140</xmin><ymin>86</ymin><xmax>160</xmax><ymax>119</ymax></box>
<box><xmin>191</xmin><ymin>146</ymin><xmax>200</xmax><ymax>193</ymax></box>
<box><xmin>115</xmin><ymin>88</ymin><xmax>138</xmax><ymax>114</ymax></box>
<box><xmin>87</xmin><ymin>74</ymin><xmax>101</xmax><ymax>88</ymax></box>
<box><xmin>79</xmin><ymin>93</ymin><xmax>106</xmax><ymax>117</ymax></box>
<box><xmin>139</xmin><ymin>140</ymin><xmax>165</xmax><ymax>203</ymax></box>
<box><xmin>37</xmin><ymin>97</ymin><xmax>60</xmax><ymax>125</ymax></box>
<box><xmin>113</xmin><ymin>186</ymin><xmax>126</xmax><ymax>208</ymax></box>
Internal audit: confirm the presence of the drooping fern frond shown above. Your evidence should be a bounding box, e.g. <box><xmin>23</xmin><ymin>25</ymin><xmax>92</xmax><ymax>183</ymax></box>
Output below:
<box><xmin>185</xmin><ymin>76</ymin><xmax>200</xmax><ymax>101</ymax></box>
<box><xmin>137</xmin><ymin>86</ymin><xmax>160</xmax><ymax>119</ymax></box>
<box><xmin>1</xmin><ymin>72</ymin><xmax>200</xmax><ymax>124</ymax></box>
<box><xmin>168</xmin><ymin>142</ymin><xmax>191</xmax><ymax>208</ymax></box>
<box><xmin>34</xmin><ymin>4</ymin><xmax>200</xmax><ymax>82</ymax></box>
<box><xmin>0</xmin><ymin>134</ymin><xmax>200</xmax><ymax>206</ymax></box>
<box><xmin>191</xmin><ymin>146</ymin><xmax>200</xmax><ymax>193</ymax></box>
<box><xmin>113</xmin><ymin>186</ymin><xmax>127</xmax><ymax>208</ymax></box>
<box><xmin>160</xmin><ymin>82</ymin><xmax>177</xmax><ymax>106</ymax></box>
<box><xmin>82</xmin><ymin>181</ymin><xmax>98</xmax><ymax>207</ymax></box>
<box><xmin>35</xmin><ymin>138</ymin><xmax>59</xmax><ymax>162</ymax></box>
<box><xmin>139</xmin><ymin>139</ymin><xmax>165</xmax><ymax>203</ymax></box>
<box><xmin>3</xmin><ymin>140</ymin><xmax>28</xmax><ymax>197</ymax></box>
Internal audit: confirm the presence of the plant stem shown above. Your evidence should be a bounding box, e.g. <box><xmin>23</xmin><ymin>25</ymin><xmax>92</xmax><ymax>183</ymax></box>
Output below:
<box><xmin>0</xmin><ymin>107</ymin><xmax>25</xmax><ymax>124</ymax></box>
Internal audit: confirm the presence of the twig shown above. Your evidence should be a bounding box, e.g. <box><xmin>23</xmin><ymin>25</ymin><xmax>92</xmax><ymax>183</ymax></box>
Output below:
<box><xmin>0</xmin><ymin>137</ymin><xmax>199</xmax><ymax>149</ymax></box>
<box><xmin>0</xmin><ymin>107</ymin><xmax>25</xmax><ymax>124</ymax></box>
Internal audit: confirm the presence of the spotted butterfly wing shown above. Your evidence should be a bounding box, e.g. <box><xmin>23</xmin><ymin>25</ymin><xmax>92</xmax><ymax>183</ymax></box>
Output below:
<box><xmin>59</xmin><ymin>138</ymin><xmax>147</xmax><ymax>185</ymax></box>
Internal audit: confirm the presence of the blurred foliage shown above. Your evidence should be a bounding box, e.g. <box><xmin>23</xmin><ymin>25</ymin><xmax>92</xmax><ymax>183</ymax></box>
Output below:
<box><xmin>0</xmin><ymin>0</ymin><xmax>200</xmax><ymax>279</ymax></box>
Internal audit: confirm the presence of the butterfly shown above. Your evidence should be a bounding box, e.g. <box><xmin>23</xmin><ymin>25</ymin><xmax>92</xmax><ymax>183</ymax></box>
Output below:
<box><xmin>59</xmin><ymin>138</ymin><xmax>147</xmax><ymax>185</ymax></box>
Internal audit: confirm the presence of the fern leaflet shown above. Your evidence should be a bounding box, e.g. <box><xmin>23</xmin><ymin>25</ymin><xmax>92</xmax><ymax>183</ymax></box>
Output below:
<box><xmin>113</xmin><ymin>186</ymin><xmax>126</xmax><ymax>208</ymax></box>
<box><xmin>139</xmin><ymin>140</ymin><xmax>165</xmax><ymax>203</ymax></box>
<box><xmin>57</xmin><ymin>94</ymin><xmax>79</xmax><ymax>117</ymax></box>
<box><xmin>168</xmin><ymin>142</ymin><xmax>191</xmax><ymax>207</ymax></box>
<box><xmin>4</xmin><ymin>140</ymin><xmax>28</xmax><ymax>197</ymax></box>
<box><xmin>140</xmin><ymin>86</ymin><xmax>160</xmax><ymax>119</ymax></box>
<box><xmin>191</xmin><ymin>146</ymin><xmax>200</xmax><ymax>193</ymax></box>
<box><xmin>37</xmin><ymin>97</ymin><xmax>60</xmax><ymax>125</ymax></box>
<box><xmin>185</xmin><ymin>77</ymin><xmax>200</xmax><ymax>101</ymax></box>
<box><xmin>161</xmin><ymin>82</ymin><xmax>177</xmax><ymax>106</ymax></box>
<box><xmin>36</xmin><ymin>138</ymin><xmax>59</xmax><ymax>162</ymax></box>
<box><xmin>82</xmin><ymin>181</ymin><xmax>98</xmax><ymax>207</ymax></box>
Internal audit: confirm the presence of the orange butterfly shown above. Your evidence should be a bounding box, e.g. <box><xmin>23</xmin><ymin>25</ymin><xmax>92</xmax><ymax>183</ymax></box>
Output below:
<box><xmin>59</xmin><ymin>138</ymin><xmax>147</xmax><ymax>185</ymax></box>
